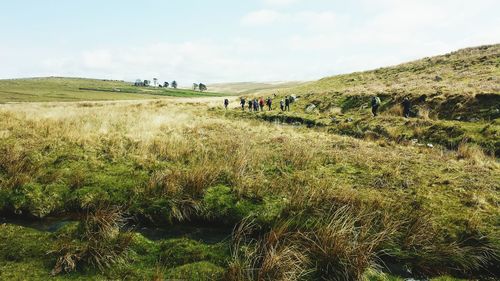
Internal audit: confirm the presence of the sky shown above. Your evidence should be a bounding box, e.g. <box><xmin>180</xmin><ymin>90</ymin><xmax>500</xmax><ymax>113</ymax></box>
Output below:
<box><xmin>0</xmin><ymin>0</ymin><xmax>499</xmax><ymax>85</ymax></box>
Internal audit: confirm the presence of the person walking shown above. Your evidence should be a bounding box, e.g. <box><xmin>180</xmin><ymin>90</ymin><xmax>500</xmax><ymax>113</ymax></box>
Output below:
<box><xmin>280</xmin><ymin>99</ymin><xmax>285</xmax><ymax>111</ymax></box>
<box><xmin>224</xmin><ymin>98</ymin><xmax>229</xmax><ymax>110</ymax></box>
<box><xmin>284</xmin><ymin>96</ymin><xmax>290</xmax><ymax>111</ymax></box>
<box><xmin>266</xmin><ymin>97</ymin><xmax>272</xmax><ymax>111</ymax></box>
<box><xmin>259</xmin><ymin>97</ymin><xmax>265</xmax><ymax>111</ymax></box>
<box><xmin>248</xmin><ymin>99</ymin><xmax>253</xmax><ymax>111</ymax></box>
<box><xmin>402</xmin><ymin>97</ymin><xmax>411</xmax><ymax>118</ymax></box>
<box><xmin>371</xmin><ymin>95</ymin><xmax>381</xmax><ymax>117</ymax></box>
<box><xmin>240</xmin><ymin>97</ymin><xmax>246</xmax><ymax>110</ymax></box>
<box><xmin>253</xmin><ymin>99</ymin><xmax>259</xmax><ymax>112</ymax></box>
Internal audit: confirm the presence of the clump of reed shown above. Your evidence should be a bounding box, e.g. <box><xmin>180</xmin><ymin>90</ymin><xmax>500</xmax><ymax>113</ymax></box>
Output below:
<box><xmin>50</xmin><ymin>204</ymin><xmax>132</xmax><ymax>275</ymax></box>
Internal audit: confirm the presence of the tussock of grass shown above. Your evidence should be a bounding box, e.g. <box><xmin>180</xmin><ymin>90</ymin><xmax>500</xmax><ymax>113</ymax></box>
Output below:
<box><xmin>50</xmin><ymin>204</ymin><xmax>133</xmax><ymax>275</ymax></box>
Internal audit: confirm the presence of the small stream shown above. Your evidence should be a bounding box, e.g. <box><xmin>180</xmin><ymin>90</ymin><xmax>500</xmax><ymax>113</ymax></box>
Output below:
<box><xmin>0</xmin><ymin>215</ymin><xmax>232</xmax><ymax>244</ymax></box>
<box><xmin>1</xmin><ymin>216</ymin><xmax>484</xmax><ymax>280</ymax></box>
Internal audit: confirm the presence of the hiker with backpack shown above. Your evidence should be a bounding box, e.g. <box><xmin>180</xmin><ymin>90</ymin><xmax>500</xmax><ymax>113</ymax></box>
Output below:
<box><xmin>253</xmin><ymin>99</ymin><xmax>259</xmax><ymax>112</ymax></box>
<box><xmin>280</xmin><ymin>99</ymin><xmax>285</xmax><ymax>111</ymax></box>
<box><xmin>371</xmin><ymin>95</ymin><xmax>381</xmax><ymax>116</ymax></box>
<box><xmin>402</xmin><ymin>97</ymin><xmax>411</xmax><ymax>118</ymax></box>
<box><xmin>224</xmin><ymin>98</ymin><xmax>229</xmax><ymax>110</ymax></box>
<box><xmin>240</xmin><ymin>97</ymin><xmax>246</xmax><ymax>110</ymax></box>
<box><xmin>259</xmin><ymin>97</ymin><xmax>265</xmax><ymax>111</ymax></box>
<box><xmin>285</xmin><ymin>96</ymin><xmax>290</xmax><ymax>111</ymax></box>
<box><xmin>266</xmin><ymin>97</ymin><xmax>272</xmax><ymax>111</ymax></box>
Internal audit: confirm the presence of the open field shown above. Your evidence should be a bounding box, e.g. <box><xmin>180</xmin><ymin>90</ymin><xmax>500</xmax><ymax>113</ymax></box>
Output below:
<box><xmin>208</xmin><ymin>81</ymin><xmax>304</xmax><ymax>95</ymax></box>
<box><xmin>0</xmin><ymin>98</ymin><xmax>498</xmax><ymax>280</ymax></box>
<box><xmin>0</xmin><ymin>77</ymin><xmax>232</xmax><ymax>103</ymax></box>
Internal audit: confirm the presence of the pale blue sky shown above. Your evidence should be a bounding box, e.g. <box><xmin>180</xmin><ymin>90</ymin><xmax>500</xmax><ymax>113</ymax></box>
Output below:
<box><xmin>1</xmin><ymin>0</ymin><xmax>499</xmax><ymax>84</ymax></box>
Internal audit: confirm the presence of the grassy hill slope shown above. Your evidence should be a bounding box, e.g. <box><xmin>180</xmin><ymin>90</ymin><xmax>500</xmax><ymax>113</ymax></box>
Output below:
<box><xmin>241</xmin><ymin>44</ymin><xmax>500</xmax><ymax>156</ymax></box>
<box><xmin>0</xmin><ymin>77</ymin><xmax>231</xmax><ymax>103</ymax></box>
<box><xmin>286</xmin><ymin>44</ymin><xmax>500</xmax><ymax>120</ymax></box>
<box><xmin>208</xmin><ymin>81</ymin><xmax>303</xmax><ymax>95</ymax></box>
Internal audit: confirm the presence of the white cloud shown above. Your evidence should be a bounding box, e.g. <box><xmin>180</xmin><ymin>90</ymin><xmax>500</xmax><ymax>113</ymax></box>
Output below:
<box><xmin>241</xmin><ymin>10</ymin><xmax>345</xmax><ymax>30</ymax></box>
<box><xmin>241</xmin><ymin>10</ymin><xmax>285</xmax><ymax>26</ymax></box>
<box><xmin>31</xmin><ymin>40</ymin><xmax>300</xmax><ymax>84</ymax></box>
<box><xmin>2</xmin><ymin>0</ymin><xmax>499</xmax><ymax>83</ymax></box>
<box><xmin>262</xmin><ymin>0</ymin><xmax>300</xmax><ymax>6</ymax></box>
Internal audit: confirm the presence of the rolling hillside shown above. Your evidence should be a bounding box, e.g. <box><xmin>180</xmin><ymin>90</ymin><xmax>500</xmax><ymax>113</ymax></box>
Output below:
<box><xmin>285</xmin><ymin>44</ymin><xmax>500</xmax><ymax>120</ymax></box>
<box><xmin>235</xmin><ymin>44</ymin><xmax>500</xmax><ymax>156</ymax></box>
<box><xmin>0</xmin><ymin>77</ymin><xmax>231</xmax><ymax>103</ymax></box>
<box><xmin>208</xmin><ymin>81</ymin><xmax>304</xmax><ymax>95</ymax></box>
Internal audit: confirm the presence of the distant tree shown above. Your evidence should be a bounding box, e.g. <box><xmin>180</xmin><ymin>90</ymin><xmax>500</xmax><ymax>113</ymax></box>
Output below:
<box><xmin>164</xmin><ymin>82</ymin><xmax>169</xmax><ymax>88</ymax></box>
<box><xmin>199</xmin><ymin>83</ymin><xmax>207</xmax><ymax>92</ymax></box>
<box><xmin>158</xmin><ymin>84</ymin><xmax>163</xmax><ymax>88</ymax></box>
<box><xmin>144</xmin><ymin>80</ymin><xmax>150</xmax><ymax>87</ymax></box>
<box><xmin>193</xmin><ymin>83</ymin><xmax>199</xmax><ymax>91</ymax></box>
<box><xmin>153</xmin><ymin>78</ymin><xmax>158</xmax><ymax>87</ymax></box>
<box><xmin>134</xmin><ymin>79</ymin><xmax>143</xmax><ymax>86</ymax></box>
<box><xmin>172</xmin><ymin>80</ymin><xmax>178</xmax><ymax>89</ymax></box>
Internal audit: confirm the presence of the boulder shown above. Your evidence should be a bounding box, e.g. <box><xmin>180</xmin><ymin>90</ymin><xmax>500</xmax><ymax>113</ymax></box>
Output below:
<box><xmin>305</xmin><ymin>104</ymin><xmax>316</xmax><ymax>112</ymax></box>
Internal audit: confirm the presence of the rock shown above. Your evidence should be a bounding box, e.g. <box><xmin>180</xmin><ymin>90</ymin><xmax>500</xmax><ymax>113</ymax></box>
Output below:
<box><xmin>427</xmin><ymin>143</ymin><xmax>434</xmax><ymax>148</ymax></box>
<box><xmin>456</xmin><ymin>116</ymin><xmax>462</xmax><ymax>120</ymax></box>
<box><xmin>434</xmin><ymin>75</ymin><xmax>443</xmax><ymax>82</ymax></box>
<box><xmin>469</xmin><ymin>117</ymin><xmax>479</xmax><ymax>122</ymax></box>
<box><xmin>346</xmin><ymin>117</ymin><xmax>353</xmax><ymax>122</ymax></box>
<box><xmin>305</xmin><ymin>104</ymin><xmax>316</xmax><ymax>112</ymax></box>
<box><xmin>411</xmin><ymin>139</ymin><xmax>419</xmax><ymax>144</ymax></box>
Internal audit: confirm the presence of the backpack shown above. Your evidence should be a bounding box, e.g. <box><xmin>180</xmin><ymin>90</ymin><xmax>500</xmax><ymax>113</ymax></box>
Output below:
<box><xmin>372</xmin><ymin>97</ymin><xmax>381</xmax><ymax>106</ymax></box>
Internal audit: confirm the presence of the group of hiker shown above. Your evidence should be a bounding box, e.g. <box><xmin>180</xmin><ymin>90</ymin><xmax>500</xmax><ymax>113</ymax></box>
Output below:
<box><xmin>224</xmin><ymin>96</ymin><xmax>293</xmax><ymax>112</ymax></box>
<box><xmin>225</xmin><ymin>95</ymin><xmax>412</xmax><ymax>118</ymax></box>
<box><xmin>371</xmin><ymin>95</ymin><xmax>412</xmax><ymax>118</ymax></box>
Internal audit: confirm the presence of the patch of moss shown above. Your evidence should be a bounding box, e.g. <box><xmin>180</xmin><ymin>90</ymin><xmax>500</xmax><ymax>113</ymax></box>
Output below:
<box><xmin>165</xmin><ymin>261</ymin><xmax>224</xmax><ymax>281</ymax></box>
<box><xmin>159</xmin><ymin>238</ymin><xmax>228</xmax><ymax>267</ymax></box>
<box><xmin>0</xmin><ymin>224</ymin><xmax>53</xmax><ymax>262</ymax></box>
<box><xmin>201</xmin><ymin>185</ymin><xmax>260</xmax><ymax>223</ymax></box>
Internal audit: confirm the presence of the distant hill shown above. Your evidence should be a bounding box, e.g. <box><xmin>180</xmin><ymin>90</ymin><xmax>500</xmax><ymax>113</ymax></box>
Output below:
<box><xmin>0</xmin><ymin>77</ymin><xmax>231</xmax><ymax>103</ymax></box>
<box><xmin>208</xmin><ymin>81</ymin><xmax>304</xmax><ymax>95</ymax></box>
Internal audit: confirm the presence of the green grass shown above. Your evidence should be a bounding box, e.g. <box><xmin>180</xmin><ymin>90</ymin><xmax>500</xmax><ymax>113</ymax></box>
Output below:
<box><xmin>0</xmin><ymin>77</ymin><xmax>232</xmax><ymax>102</ymax></box>
<box><xmin>0</xmin><ymin>223</ymin><xmax>229</xmax><ymax>280</ymax></box>
<box><xmin>0</xmin><ymin>100</ymin><xmax>498</xmax><ymax>280</ymax></box>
